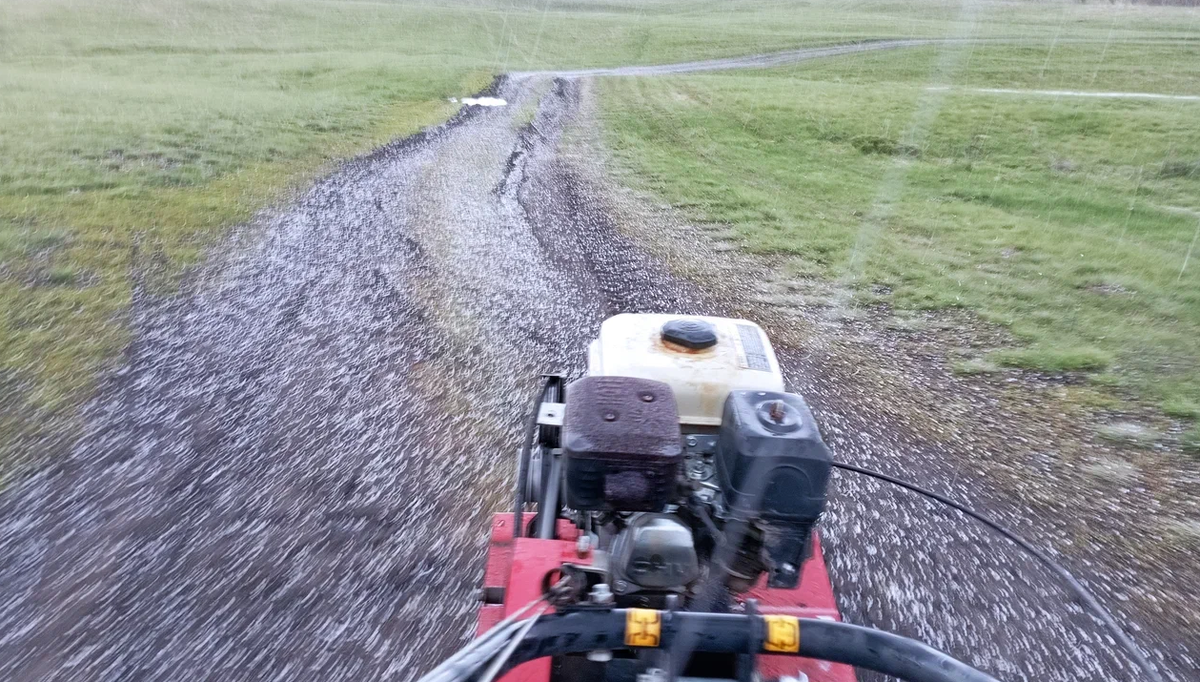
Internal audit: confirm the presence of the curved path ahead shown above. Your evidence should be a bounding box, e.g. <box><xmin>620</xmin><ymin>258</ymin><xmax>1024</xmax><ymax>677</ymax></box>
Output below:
<box><xmin>0</xmin><ymin>44</ymin><xmax>1191</xmax><ymax>682</ymax></box>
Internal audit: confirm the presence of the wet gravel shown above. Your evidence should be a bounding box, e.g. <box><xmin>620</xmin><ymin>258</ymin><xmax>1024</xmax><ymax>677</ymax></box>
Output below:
<box><xmin>1</xmin><ymin>46</ymin><xmax>1195</xmax><ymax>682</ymax></box>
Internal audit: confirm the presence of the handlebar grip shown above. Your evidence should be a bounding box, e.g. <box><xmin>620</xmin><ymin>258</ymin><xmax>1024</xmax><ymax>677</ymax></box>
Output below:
<box><xmin>795</xmin><ymin>618</ymin><xmax>998</xmax><ymax>682</ymax></box>
<box><xmin>499</xmin><ymin>610</ymin><xmax>999</xmax><ymax>682</ymax></box>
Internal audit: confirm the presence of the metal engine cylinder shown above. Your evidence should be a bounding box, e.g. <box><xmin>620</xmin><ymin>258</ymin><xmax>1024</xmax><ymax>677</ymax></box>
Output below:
<box><xmin>610</xmin><ymin>513</ymin><xmax>700</xmax><ymax>593</ymax></box>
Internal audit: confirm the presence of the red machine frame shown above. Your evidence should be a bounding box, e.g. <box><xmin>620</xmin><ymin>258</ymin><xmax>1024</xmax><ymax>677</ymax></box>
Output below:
<box><xmin>475</xmin><ymin>513</ymin><xmax>857</xmax><ymax>682</ymax></box>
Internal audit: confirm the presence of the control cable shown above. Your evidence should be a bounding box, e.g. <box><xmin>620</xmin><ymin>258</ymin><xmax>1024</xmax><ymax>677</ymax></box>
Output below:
<box><xmin>831</xmin><ymin>460</ymin><xmax>1162</xmax><ymax>682</ymax></box>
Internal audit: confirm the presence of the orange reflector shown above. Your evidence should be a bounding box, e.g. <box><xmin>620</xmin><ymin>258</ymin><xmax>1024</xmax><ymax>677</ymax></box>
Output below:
<box><xmin>625</xmin><ymin>608</ymin><xmax>662</xmax><ymax>647</ymax></box>
<box><xmin>762</xmin><ymin>615</ymin><xmax>801</xmax><ymax>653</ymax></box>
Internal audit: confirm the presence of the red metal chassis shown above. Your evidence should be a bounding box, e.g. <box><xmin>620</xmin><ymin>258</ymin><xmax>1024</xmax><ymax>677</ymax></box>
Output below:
<box><xmin>475</xmin><ymin>513</ymin><xmax>856</xmax><ymax>682</ymax></box>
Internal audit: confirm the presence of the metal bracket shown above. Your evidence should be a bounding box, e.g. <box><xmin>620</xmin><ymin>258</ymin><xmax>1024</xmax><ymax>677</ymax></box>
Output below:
<box><xmin>537</xmin><ymin>401</ymin><xmax>565</xmax><ymax>427</ymax></box>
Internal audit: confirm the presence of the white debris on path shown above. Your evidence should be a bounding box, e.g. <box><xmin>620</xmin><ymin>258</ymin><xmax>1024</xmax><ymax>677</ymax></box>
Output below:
<box><xmin>458</xmin><ymin>96</ymin><xmax>507</xmax><ymax>107</ymax></box>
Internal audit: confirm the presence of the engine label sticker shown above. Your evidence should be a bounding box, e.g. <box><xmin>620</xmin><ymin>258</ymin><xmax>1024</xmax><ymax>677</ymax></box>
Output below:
<box><xmin>734</xmin><ymin>323</ymin><xmax>772</xmax><ymax>372</ymax></box>
<box><xmin>762</xmin><ymin>615</ymin><xmax>800</xmax><ymax>653</ymax></box>
<box><xmin>625</xmin><ymin>609</ymin><xmax>662</xmax><ymax>647</ymax></box>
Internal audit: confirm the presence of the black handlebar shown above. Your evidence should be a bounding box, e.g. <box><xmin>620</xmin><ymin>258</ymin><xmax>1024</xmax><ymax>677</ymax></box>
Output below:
<box><xmin>497</xmin><ymin>609</ymin><xmax>999</xmax><ymax>682</ymax></box>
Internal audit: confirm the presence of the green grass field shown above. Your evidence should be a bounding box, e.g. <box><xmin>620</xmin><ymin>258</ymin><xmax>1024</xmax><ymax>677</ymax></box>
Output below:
<box><xmin>598</xmin><ymin>29</ymin><xmax>1200</xmax><ymax>442</ymax></box>
<box><xmin>2</xmin><ymin>0</ymin><xmax>934</xmax><ymax>461</ymax></box>
<box><xmin>2</xmin><ymin>0</ymin><xmax>1199</xmax><ymax>463</ymax></box>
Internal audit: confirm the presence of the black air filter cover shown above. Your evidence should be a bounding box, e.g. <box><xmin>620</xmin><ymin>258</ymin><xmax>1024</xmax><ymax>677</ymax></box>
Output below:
<box><xmin>562</xmin><ymin>376</ymin><xmax>683</xmax><ymax>511</ymax></box>
<box><xmin>715</xmin><ymin>390</ymin><xmax>831</xmax><ymax>523</ymax></box>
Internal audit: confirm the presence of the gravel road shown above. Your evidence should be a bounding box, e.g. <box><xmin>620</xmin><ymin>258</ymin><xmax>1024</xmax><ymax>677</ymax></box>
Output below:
<box><xmin>0</xmin><ymin>45</ymin><xmax>1194</xmax><ymax>682</ymax></box>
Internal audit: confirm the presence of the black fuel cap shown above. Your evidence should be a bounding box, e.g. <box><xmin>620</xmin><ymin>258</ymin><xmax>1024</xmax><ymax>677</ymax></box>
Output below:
<box><xmin>661</xmin><ymin>318</ymin><xmax>718</xmax><ymax>350</ymax></box>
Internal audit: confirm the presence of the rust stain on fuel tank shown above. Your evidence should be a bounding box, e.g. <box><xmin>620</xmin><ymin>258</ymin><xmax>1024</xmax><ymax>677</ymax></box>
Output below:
<box><xmin>657</xmin><ymin>337</ymin><xmax>718</xmax><ymax>356</ymax></box>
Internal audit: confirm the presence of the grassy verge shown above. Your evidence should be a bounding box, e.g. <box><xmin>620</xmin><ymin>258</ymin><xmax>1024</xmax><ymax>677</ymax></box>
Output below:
<box><xmin>0</xmin><ymin>0</ymin><xmax>986</xmax><ymax>465</ymax></box>
<box><xmin>3</xmin><ymin>0</ymin><xmax>1196</xmax><ymax>466</ymax></box>
<box><xmin>598</xmin><ymin>23</ymin><xmax>1200</xmax><ymax>433</ymax></box>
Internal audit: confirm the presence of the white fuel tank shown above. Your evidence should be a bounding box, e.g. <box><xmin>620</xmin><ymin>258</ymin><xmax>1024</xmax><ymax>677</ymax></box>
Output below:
<box><xmin>587</xmin><ymin>313</ymin><xmax>784</xmax><ymax>426</ymax></box>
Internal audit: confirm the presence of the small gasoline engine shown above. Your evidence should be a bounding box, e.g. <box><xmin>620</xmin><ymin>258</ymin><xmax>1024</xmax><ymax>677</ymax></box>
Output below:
<box><xmin>519</xmin><ymin>314</ymin><xmax>832</xmax><ymax>608</ymax></box>
<box><xmin>443</xmin><ymin>314</ymin><xmax>1149</xmax><ymax>682</ymax></box>
<box><xmin>454</xmin><ymin>313</ymin><xmax>1146</xmax><ymax>682</ymax></box>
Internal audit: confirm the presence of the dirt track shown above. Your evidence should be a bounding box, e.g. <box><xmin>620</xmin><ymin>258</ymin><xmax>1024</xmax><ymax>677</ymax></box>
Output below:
<box><xmin>512</xmin><ymin>39</ymin><xmax>935</xmax><ymax>77</ymax></box>
<box><xmin>0</xmin><ymin>45</ymin><xmax>1195</xmax><ymax>682</ymax></box>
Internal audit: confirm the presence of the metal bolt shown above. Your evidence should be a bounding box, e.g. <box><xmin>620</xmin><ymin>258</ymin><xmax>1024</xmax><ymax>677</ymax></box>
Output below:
<box><xmin>589</xmin><ymin>583</ymin><xmax>614</xmax><ymax>604</ymax></box>
<box><xmin>769</xmin><ymin>400</ymin><xmax>785</xmax><ymax>423</ymax></box>
<box><xmin>686</xmin><ymin>436</ymin><xmax>697</xmax><ymax>447</ymax></box>
<box><xmin>640</xmin><ymin>393</ymin><xmax>655</xmax><ymax>402</ymax></box>
<box><xmin>586</xmin><ymin>649</ymin><xmax>613</xmax><ymax>662</ymax></box>
<box><xmin>612</xmin><ymin>580</ymin><xmax>629</xmax><ymax>594</ymax></box>
<box><xmin>576</xmin><ymin>534</ymin><xmax>591</xmax><ymax>557</ymax></box>
<box><xmin>603</xmin><ymin>411</ymin><xmax>617</xmax><ymax>422</ymax></box>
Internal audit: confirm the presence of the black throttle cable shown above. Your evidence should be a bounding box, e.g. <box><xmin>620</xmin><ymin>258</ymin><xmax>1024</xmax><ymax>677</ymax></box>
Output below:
<box><xmin>831</xmin><ymin>460</ymin><xmax>1163</xmax><ymax>682</ymax></box>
